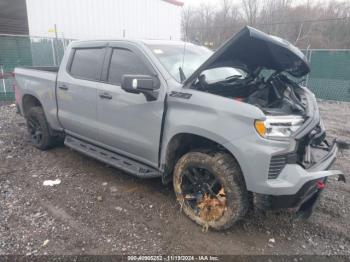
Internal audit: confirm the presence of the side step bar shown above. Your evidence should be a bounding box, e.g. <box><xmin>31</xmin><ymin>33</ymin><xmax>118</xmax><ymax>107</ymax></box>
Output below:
<box><xmin>64</xmin><ymin>136</ymin><xmax>161</xmax><ymax>178</ymax></box>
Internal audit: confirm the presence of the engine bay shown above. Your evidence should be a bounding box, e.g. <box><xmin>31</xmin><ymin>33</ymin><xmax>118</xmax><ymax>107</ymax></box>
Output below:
<box><xmin>192</xmin><ymin>71</ymin><xmax>308</xmax><ymax>117</ymax></box>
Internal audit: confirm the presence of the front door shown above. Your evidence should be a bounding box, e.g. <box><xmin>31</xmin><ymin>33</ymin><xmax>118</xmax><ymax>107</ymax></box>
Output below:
<box><xmin>96</xmin><ymin>45</ymin><xmax>165</xmax><ymax>167</ymax></box>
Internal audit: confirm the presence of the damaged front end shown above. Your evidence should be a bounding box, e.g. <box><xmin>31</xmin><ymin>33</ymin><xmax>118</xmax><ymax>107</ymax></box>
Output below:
<box><xmin>184</xmin><ymin>26</ymin><xmax>348</xmax><ymax>216</ymax></box>
<box><xmin>186</xmin><ymin>26</ymin><xmax>314</xmax><ymax>139</ymax></box>
<box><xmin>254</xmin><ymin>88</ymin><xmax>348</xmax><ymax>215</ymax></box>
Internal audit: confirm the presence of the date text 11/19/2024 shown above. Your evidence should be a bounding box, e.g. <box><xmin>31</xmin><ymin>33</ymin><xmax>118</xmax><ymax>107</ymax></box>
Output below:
<box><xmin>127</xmin><ymin>255</ymin><xmax>219</xmax><ymax>261</ymax></box>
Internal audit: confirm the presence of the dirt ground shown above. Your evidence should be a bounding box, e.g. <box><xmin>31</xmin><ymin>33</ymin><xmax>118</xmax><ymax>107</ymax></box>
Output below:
<box><xmin>0</xmin><ymin>100</ymin><xmax>349</xmax><ymax>256</ymax></box>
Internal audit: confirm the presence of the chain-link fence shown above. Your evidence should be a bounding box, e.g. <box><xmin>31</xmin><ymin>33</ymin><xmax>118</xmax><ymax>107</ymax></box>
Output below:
<box><xmin>0</xmin><ymin>34</ymin><xmax>71</xmax><ymax>101</ymax></box>
<box><xmin>0</xmin><ymin>34</ymin><xmax>349</xmax><ymax>102</ymax></box>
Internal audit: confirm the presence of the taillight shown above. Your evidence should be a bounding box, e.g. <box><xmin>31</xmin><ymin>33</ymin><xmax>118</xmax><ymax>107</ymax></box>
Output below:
<box><xmin>12</xmin><ymin>72</ymin><xmax>16</xmax><ymax>92</ymax></box>
<box><xmin>316</xmin><ymin>181</ymin><xmax>325</xmax><ymax>190</ymax></box>
<box><xmin>12</xmin><ymin>73</ymin><xmax>21</xmax><ymax>105</ymax></box>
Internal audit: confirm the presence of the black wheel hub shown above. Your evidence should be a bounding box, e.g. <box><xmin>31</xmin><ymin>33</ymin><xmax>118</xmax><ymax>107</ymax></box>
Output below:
<box><xmin>181</xmin><ymin>166</ymin><xmax>222</xmax><ymax>210</ymax></box>
<box><xmin>27</xmin><ymin>117</ymin><xmax>43</xmax><ymax>145</ymax></box>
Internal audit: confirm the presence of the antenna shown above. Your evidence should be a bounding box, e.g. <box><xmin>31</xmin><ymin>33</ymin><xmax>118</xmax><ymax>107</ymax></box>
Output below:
<box><xmin>181</xmin><ymin>40</ymin><xmax>187</xmax><ymax>69</ymax></box>
<box><xmin>179</xmin><ymin>25</ymin><xmax>188</xmax><ymax>82</ymax></box>
<box><xmin>179</xmin><ymin>67</ymin><xmax>186</xmax><ymax>82</ymax></box>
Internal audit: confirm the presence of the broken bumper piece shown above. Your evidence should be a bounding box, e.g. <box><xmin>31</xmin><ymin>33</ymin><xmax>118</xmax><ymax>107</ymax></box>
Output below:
<box><xmin>256</xmin><ymin>140</ymin><xmax>347</xmax><ymax>211</ymax></box>
<box><xmin>266</xmin><ymin>140</ymin><xmax>344</xmax><ymax>195</ymax></box>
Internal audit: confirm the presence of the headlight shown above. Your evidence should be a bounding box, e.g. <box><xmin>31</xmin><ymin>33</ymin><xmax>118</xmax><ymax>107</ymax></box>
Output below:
<box><xmin>255</xmin><ymin>115</ymin><xmax>304</xmax><ymax>140</ymax></box>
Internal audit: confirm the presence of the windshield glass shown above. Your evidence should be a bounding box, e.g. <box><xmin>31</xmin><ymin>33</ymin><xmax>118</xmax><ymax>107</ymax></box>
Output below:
<box><xmin>146</xmin><ymin>43</ymin><xmax>244</xmax><ymax>83</ymax></box>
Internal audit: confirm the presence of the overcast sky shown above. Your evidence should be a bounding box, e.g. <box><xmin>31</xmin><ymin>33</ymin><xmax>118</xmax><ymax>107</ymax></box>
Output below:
<box><xmin>183</xmin><ymin>0</ymin><xmax>338</xmax><ymax>7</ymax></box>
<box><xmin>184</xmin><ymin>0</ymin><xmax>219</xmax><ymax>6</ymax></box>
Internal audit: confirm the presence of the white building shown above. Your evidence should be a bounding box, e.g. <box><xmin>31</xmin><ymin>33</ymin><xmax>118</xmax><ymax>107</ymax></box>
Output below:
<box><xmin>25</xmin><ymin>0</ymin><xmax>184</xmax><ymax>40</ymax></box>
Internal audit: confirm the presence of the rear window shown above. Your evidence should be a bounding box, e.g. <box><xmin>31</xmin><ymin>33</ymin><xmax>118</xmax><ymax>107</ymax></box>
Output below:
<box><xmin>70</xmin><ymin>48</ymin><xmax>105</xmax><ymax>81</ymax></box>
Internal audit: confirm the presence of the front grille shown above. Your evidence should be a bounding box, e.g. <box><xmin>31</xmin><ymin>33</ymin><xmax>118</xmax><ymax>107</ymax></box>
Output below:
<box><xmin>268</xmin><ymin>155</ymin><xmax>287</xmax><ymax>179</ymax></box>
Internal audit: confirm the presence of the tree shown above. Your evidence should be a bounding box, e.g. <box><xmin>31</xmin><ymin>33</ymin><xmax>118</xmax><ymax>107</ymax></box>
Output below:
<box><xmin>182</xmin><ymin>0</ymin><xmax>350</xmax><ymax>49</ymax></box>
<box><xmin>241</xmin><ymin>0</ymin><xmax>260</xmax><ymax>26</ymax></box>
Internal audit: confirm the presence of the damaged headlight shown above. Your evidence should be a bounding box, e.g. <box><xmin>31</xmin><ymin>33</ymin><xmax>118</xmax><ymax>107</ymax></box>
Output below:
<box><xmin>255</xmin><ymin>115</ymin><xmax>304</xmax><ymax>140</ymax></box>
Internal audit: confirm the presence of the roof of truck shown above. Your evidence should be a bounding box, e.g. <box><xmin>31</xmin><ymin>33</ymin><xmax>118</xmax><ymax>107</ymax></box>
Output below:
<box><xmin>70</xmin><ymin>39</ymin><xmax>197</xmax><ymax>47</ymax></box>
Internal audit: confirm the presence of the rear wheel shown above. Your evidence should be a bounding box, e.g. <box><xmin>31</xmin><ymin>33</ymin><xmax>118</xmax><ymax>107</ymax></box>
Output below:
<box><xmin>26</xmin><ymin>107</ymin><xmax>57</xmax><ymax>150</ymax></box>
<box><xmin>173</xmin><ymin>151</ymin><xmax>249</xmax><ymax>231</ymax></box>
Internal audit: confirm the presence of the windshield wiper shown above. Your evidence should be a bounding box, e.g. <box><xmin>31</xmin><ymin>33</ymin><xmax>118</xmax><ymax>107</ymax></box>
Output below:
<box><xmin>225</xmin><ymin>75</ymin><xmax>242</xmax><ymax>81</ymax></box>
<box><xmin>179</xmin><ymin>67</ymin><xmax>186</xmax><ymax>82</ymax></box>
<box><xmin>211</xmin><ymin>74</ymin><xmax>242</xmax><ymax>84</ymax></box>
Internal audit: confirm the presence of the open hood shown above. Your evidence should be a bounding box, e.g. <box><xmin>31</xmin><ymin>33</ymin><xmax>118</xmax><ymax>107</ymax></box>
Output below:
<box><xmin>184</xmin><ymin>26</ymin><xmax>310</xmax><ymax>86</ymax></box>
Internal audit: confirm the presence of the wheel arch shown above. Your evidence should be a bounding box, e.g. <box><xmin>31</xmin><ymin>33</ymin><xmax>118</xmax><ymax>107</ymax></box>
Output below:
<box><xmin>21</xmin><ymin>94</ymin><xmax>63</xmax><ymax>137</ymax></box>
<box><xmin>22</xmin><ymin>94</ymin><xmax>43</xmax><ymax>117</ymax></box>
<box><xmin>161</xmin><ymin>132</ymin><xmax>245</xmax><ymax>185</ymax></box>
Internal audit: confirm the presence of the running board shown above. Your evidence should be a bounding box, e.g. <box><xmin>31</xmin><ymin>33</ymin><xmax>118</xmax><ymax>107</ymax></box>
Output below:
<box><xmin>64</xmin><ymin>136</ymin><xmax>160</xmax><ymax>178</ymax></box>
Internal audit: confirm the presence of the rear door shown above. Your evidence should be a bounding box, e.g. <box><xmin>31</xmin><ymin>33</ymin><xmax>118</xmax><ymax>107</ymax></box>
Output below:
<box><xmin>96</xmin><ymin>43</ymin><xmax>165</xmax><ymax>167</ymax></box>
<box><xmin>57</xmin><ymin>44</ymin><xmax>106</xmax><ymax>141</ymax></box>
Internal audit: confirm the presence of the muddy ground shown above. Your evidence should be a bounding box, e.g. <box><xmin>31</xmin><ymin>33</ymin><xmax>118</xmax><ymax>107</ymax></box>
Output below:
<box><xmin>0</xmin><ymin>100</ymin><xmax>349</xmax><ymax>256</ymax></box>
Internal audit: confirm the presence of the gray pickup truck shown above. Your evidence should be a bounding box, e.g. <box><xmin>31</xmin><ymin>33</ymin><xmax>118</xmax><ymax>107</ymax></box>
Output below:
<box><xmin>14</xmin><ymin>27</ymin><xmax>345</xmax><ymax>230</ymax></box>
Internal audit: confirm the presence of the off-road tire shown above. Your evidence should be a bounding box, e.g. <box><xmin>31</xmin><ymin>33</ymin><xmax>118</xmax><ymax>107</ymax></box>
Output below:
<box><xmin>26</xmin><ymin>106</ymin><xmax>57</xmax><ymax>150</ymax></box>
<box><xmin>173</xmin><ymin>151</ymin><xmax>249</xmax><ymax>230</ymax></box>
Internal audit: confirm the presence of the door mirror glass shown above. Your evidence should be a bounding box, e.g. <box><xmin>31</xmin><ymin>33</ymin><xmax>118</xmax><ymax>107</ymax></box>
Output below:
<box><xmin>121</xmin><ymin>75</ymin><xmax>160</xmax><ymax>93</ymax></box>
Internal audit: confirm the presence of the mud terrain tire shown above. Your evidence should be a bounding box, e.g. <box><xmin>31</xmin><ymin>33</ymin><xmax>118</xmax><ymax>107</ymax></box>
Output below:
<box><xmin>173</xmin><ymin>151</ymin><xmax>249</xmax><ymax>230</ymax></box>
<box><xmin>26</xmin><ymin>106</ymin><xmax>57</xmax><ymax>150</ymax></box>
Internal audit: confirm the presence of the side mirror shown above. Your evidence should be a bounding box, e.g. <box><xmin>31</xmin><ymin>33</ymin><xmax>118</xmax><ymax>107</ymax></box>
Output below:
<box><xmin>121</xmin><ymin>75</ymin><xmax>160</xmax><ymax>93</ymax></box>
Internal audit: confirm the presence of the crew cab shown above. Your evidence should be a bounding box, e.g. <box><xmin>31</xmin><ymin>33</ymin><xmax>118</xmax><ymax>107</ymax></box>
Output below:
<box><xmin>14</xmin><ymin>27</ymin><xmax>345</xmax><ymax>230</ymax></box>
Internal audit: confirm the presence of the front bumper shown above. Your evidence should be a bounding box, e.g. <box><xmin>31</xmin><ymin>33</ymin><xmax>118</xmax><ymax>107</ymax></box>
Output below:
<box><xmin>255</xmin><ymin>140</ymin><xmax>345</xmax><ymax>211</ymax></box>
<box><xmin>263</xmin><ymin>140</ymin><xmax>343</xmax><ymax>196</ymax></box>
<box><xmin>224</xmin><ymin>134</ymin><xmax>344</xmax><ymax>196</ymax></box>
<box><xmin>267</xmin><ymin>177</ymin><xmax>327</xmax><ymax>210</ymax></box>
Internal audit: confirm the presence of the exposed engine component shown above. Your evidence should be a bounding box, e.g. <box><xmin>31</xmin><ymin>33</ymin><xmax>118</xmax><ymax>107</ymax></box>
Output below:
<box><xmin>193</xmin><ymin>71</ymin><xmax>307</xmax><ymax>117</ymax></box>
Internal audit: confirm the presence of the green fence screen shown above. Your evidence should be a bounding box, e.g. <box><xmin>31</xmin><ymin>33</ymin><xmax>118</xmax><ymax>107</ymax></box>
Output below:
<box><xmin>305</xmin><ymin>50</ymin><xmax>350</xmax><ymax>102</ymax></box>
<box><xmin>0</xmin><ymin>35</ymin><xmax>349</xmax><ymax>102</ymax></box>
<box><xmin>0</xmin><ymin>35</ymin><xmax>69</xmax><ymax>101</ymax></box>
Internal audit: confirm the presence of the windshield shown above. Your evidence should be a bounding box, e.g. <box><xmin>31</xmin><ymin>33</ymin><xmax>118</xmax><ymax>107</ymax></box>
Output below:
<box><xmin>146</xmin><ymin>43</ymin><xmax>244</xmax><ymax>83</ymax></box>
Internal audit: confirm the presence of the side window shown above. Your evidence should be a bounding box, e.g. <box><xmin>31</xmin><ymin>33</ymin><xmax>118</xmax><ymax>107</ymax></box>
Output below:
<box><xmin>70</xmin><ymin>48</ymin><xmax>105</xmax><ymax>81</ymax></box>
<box><xmin>108</xmin><ymin>49</ymin><xmax>151</xmax><ymax>85</ymax></box>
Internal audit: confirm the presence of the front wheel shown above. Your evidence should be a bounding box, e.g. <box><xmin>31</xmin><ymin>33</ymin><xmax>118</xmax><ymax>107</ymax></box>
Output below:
<box><xmin>173</xmin><ymin>151</ymin><xmax>249</xmax><ymax>231</ymax></box>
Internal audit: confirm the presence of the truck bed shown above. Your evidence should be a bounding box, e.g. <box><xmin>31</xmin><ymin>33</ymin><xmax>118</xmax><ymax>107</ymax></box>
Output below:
<box><xmin>14</xmin><ymin>66</ymin><xmax>61</xmax><ymax>131</ymax></box>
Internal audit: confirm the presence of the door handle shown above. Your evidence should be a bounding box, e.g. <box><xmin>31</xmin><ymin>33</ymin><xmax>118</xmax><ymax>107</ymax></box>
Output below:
<box><xmin>58</xmin><ymin>85</ymin><xmax>68</xmax><ymax>90</ymax></box>
<box><xmin>99</xmin><ymin>92</ymin><xmax>113</xmax><ymax>100</ymax></box>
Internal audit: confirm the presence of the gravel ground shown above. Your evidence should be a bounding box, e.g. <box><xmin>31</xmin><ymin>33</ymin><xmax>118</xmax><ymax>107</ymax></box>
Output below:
<box><xmin>0</xmin><ymin>100</ymin><xmax>349</xmax><ymax>255</ymax></box>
